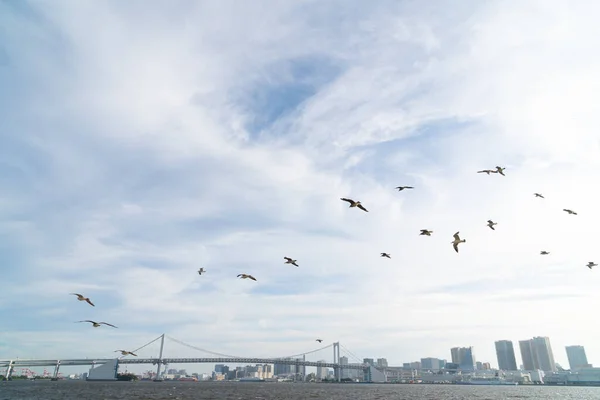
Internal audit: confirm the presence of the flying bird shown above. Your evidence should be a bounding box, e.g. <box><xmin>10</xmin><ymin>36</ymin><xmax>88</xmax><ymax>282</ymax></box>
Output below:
<box><xmin>419</xmin><ymin>229</ymin><xmax>433</xmax><ymax>236</ymax></box>
<box><xmin>534</xmin><ymin>193</ymin><xmax>545</xmax><ymax>198</ymax></box>
<box><xmin>198</xmin><ymin>268</ymin><xmax>205</xmax><ymax>275</ymax></box>
<box><xmin>563</xmin><ymin>209</ymin><xmax>577</xmax><ymax>215</ymax></box>
<box><xmin>70</xmin><ymin>293</ymin><xmax>95</xmax><ymax>307</ymax></box>
<box><xmin>115</xmin><ymin>350</ymin><xmax>137</xmax><ymax>357</ymax></box>
<box><xmin>340</xmin><ymin>198</ymin><xmax>368</xmax><ymax>212</ymax></box>
<box><xmin>451</xmin><ymin>232</ymin><xmax>466</xmax><ymax>253</ymax></box>
<box><xmin>477</xmin><ymin>169</ymin><xmax>496</xmax><ymax>175</ymax></box>
<box><xmin>316</xmin><ymin>339</ymin><xmax>323</xmax><ymax>343</ymax></box>
<box><xmin>540</xmin><ymin>251</ymin><xmax>550</xmax><ymax>255</ymax></box>
<box><xmin>495</xmin><ymin>166</ymin><xmax>506</xmax><ymax>176</ymax></box>
<box><xmin>395</xmin><ymin>186</ymin><xmax>414</xmax><ymax>191</ymax></box>
<box><xmin>237</xmin><ymin>274</ymin><xmax>257</xmax><ymax>281</ymax></box>
<box><xmin>487</xmin><ymin>220</ymin><xmax>498</xmax><ymax>230</ymax></box>
<box><xmin>587</xmin><ymin>262</ymin><xmax>597</xmax><ymax>269</ymax></box>
<box><xmin>380</xmin><ymin>253</ymin><xmax>391</xmax><ymax>259</ymax></box>
<box><xmin>77</xmin><ymin>320</ymin><xmax>117</xmax><ymax>328</ymax></box>
<box><xmin>284</xmin><ymin>257</ymin><xmax>299</xmax><ymax>267</ymax></box>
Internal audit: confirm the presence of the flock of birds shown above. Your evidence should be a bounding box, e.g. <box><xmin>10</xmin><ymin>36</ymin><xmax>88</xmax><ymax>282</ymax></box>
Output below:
<box><xmin>67</xmin><ymin>164</ymin><xmax>597</xmax><ymax>357</ymax></box>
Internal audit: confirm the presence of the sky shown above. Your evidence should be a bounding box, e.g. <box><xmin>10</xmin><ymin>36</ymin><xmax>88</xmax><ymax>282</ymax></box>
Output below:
<box><xmin>1</xmin><ymin>0</ymin><xmax>600</xmax><ymax>376</ymax></box>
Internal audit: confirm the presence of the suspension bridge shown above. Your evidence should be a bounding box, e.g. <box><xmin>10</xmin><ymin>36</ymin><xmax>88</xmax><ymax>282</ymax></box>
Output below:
<box><xmin>0</xmin><ymin>334</ymin><xmax>384</xmax><ymax>382</ymax></box>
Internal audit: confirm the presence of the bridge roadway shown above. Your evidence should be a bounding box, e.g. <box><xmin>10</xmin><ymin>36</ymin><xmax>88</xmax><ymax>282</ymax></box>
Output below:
<box><xmin>0</xmin><ymin>357</ymin><xmax>368</xmax><ymax>370</ymax></box>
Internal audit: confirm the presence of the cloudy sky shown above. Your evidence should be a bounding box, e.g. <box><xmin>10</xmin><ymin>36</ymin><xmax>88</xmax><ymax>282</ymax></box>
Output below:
<box><xmin>1</xmin><ymin>0</ymin><xmax>600</xmax><ymax>375</ymax></box>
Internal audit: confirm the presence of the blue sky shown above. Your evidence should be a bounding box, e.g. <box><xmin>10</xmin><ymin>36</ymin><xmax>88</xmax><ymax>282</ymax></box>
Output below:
<box><xmin>2</xmin><ymin>0</ymin><xmax>600</xmax><ymax>375</ymax></box>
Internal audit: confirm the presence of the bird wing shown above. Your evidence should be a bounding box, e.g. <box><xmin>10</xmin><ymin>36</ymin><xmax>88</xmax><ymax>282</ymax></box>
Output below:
<box><xmin>130</xmin><ymin>352</ymin><xmax>138</xmax><ymax>356</ymax></box>
<box><xmin>237</xmin><ymin>274</ymin><xmax>243</xmax><ymax>277</ymax></box>
<box><xmin>79</xmin><ymin>320</ymin><xmax>95</xmax><ymax>324</ymax></box>
<box><xmin>248</xmin><ymin>275</ymin><xmax>257</xmax><ymax>281</ymax></box>
<box><xmin>405</xmin><ymin>186</ymin><xmax>414</xmax><ymax>189</ymax></box>
<box><xmin>340</xmin><ymin>198</ymin><xmax>353</xmax><ymax>204</ymax></box>
<box><xmin>357</xmin><ymin>204</ymin><xmax>368</xmax><ymax>212</ymax></box>
<box><xmin>284</xmin><ymin>257</ymin><xmax>292</xmax><ymax>262</ymax></box>
<box><xmin>292</xmin><ymin>262</ymin><xmax>299</xmax><ymax>267</ymax></box>
<box><xmin>453</xmin><ymin>232</ymin><xmax>460</xmax><ymax>241</ymax></box>
<box><xmin>100</xmin><ymin>322</ymin><xmax>118</xmax><ymax>328</ymax></box>
<box><xmin>85</xmin><ymin>299</ymin><xmax>95</xmax><ymax>307</ymax></box>
<box><xmin>453</xmin><ymin>243</ymin><xmax>459</xmax><ymax>253</ymax></box>
<box><xmin>70</xmin><ymin>293</ymin><xmax>83</xmax><ymax>297</ymax></box>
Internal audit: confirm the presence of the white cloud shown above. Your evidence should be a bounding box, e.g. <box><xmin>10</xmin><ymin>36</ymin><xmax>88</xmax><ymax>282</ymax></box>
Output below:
<box><xmin>1</xmin><ymin>0</ymin><xmax>600</xmax><ymax>375</ymax></box>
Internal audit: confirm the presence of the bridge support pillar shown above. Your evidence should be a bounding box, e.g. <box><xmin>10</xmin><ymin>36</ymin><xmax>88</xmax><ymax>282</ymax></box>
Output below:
<box><xmin>3</xmin><ymin>361</ymin><xmax>14</xmax><ymax>381</ymax></box>
<box><xmin>51</xmin><ymin>362</ymin><xmax>61</xmax><ymax>381</ymax></box>
<box><xmin>333</xmin><ymin>342</ymin><xmax>340</xmax><ymax>382</ymax></box>
<box><xmin>154</xmin><ymin>334</ymin><xmax>165</xmax><ymax>382</ymax></box>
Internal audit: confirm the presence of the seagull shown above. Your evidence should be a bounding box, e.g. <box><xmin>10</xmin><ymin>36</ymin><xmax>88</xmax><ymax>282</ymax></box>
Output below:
<box><xmin>495</xmin><ymin>166</ymin><xmax>506</xmax><ymax>176</ymax></box>
<box><xmin>70</xmin><ymin>293</ymin><xmax>95</xmax><ymax>307</ymax></box>
<box><xmin>487</xmin><ymin>220</ymin><xmax>498</xmax><ymax>230</ymax></box>
<box><xmin>451</xmin><ymin>232</ymin><xmax>466</xmax><ymax>253</ymax></box>
<box><xmin>380</xmin><ymin>253</ymin><xmax>391</xmax><ymax>259</ymax></box>
<box><xmin>563</xmin><ymin>209</ymin><xmax>577</xmax><ymax>215</ymax></box>
<box><xmin>115</xmin><ymin>350</ymin><xmax>137</xmax><ymax>357</ymax></box>
<box><xmin>540</xmin><ymin>251</ymin><xmax>550</xmax><ymax>255</ymax></box>
<box><xmin>340</xmin><ymin>198</ymin><xmax>368</xmax><ymax>212</ymax></box>
<box><xmin>316</xmin><ymin>339</ymin><xmax>323</xmax><ymax>343</ymax></box>
<box><xmin>419</xmin><ymin>229</ymin><xmax>433</xmax><ymax>236</ymax></box>
<box><xmin>534</xmin><ymin>193</ymin><xmax>545</xmax><ymax>198</ymax></box>
<box><xmin>395</xmin><ymin>186</ymin><xmax>414</xmax><ymax>191</ymax></box>
<box><xmin>284</xmin><ymin>257</ymin><xmax>299</xmax><ymax>267</ymax></box>
<box><xmin>477</xmin><ymin>169</ymin><xmax>496</xmax><ymax>175</ymax></box>
<box><xmin>237</xmin><ymin>274</ymin><xmax>257</xmax><ymax>281</ymax></box>
<box><xmin>587</xmin><ymin>262</ymin><xmax>597</xmax><ymax>269</ymax></box>
<box><xmin>198</xmin><ymin>268</ymin><xmax>205</xmax><ymax>275</ymax></box>
<box><xmin>77</xmin><ymin>320</ymin><xmax>118</xmax><ymax>328</ymax></box>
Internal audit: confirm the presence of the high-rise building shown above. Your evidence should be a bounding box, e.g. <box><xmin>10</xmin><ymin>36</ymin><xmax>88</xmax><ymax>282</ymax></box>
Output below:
<box><xmin>421</xmin><ymin>358</ymin><xmax>443</xmax><ymax>371</ymax></box>
<box><xmin>450</xmin><ymin>347</ymin><xmax>461</xmax><ymax>364</ymax></box>
<box><xmin>495</xmin><ymin>340</ymin><xmax>518</xmax><ymax>371</ymax></box>
<box><xmin>376</xmin><ymin>358</ymin><xmax>388</xmax><ymax>368</ymax></box>
<box><xmin>519</xmin><ymin>337</ymin><xmax>557</xmax><ymax>372</ymax></box>
<box><xmin>519</xmin><ymin>340</ymin><xmax>537</xmax><ymax>370</ymax></box>
<box><xmin>316</xmin><ymin>360</ymin><xmax>328</xmax><ymax>379</ymax></box>
<box><xmin>532</xmin><ymin>336</ymin><xmax>557</xmax><ymax>372</ymax></box>
<box><xmin>450</xmin><ymin>346</ymin><xmax>476</xmax><ymax>370</ymax></box>
<box><xmin>566</xmin><ymin>345</ymin><xmax>590</xmax><ymax>370</ymax></box>
<box><xmin>363</xmin><ymin>358</ymin><xmax>374</xmax><ymax>366</ymax></box>
<box><xmin>459</xmin><ymin>347</ymin><xmax>476</xmax><ymax>371</ymax></box>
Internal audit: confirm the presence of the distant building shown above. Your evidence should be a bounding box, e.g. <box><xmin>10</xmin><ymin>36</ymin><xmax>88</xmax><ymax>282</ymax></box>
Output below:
<box><xmin>566</xmin><ymin>345</ymin><xmax>591</xmax><ymax>370</ymax></box>
<box><xmin>519</xmin><ymin>340</ymin><xmax>537</xmax><ymax>371</ymax></box>
<box><xmin>495</xmin><ymin>340</ymin><xmax>518</xmax><ymax>371</ymax></box>
<box><xmin>363</xmin><ymin>358</ymin><xmax>374</xmax><ymax>366</ymax></box>
<box><xmin>482</xmin><ymin>362</ymin><xmax>491</xmax><ymax>370</ymax></box>
<box><xmin>376</xmin><ymin>358</ymin><xmax>388</xmax><ymax>368</ymax></box>
<box><xmin>450</xmin><ymin>346</ymin><xmax>476</xmax><ymax>371</ymax></box>
<box><xmin>316</xmin><ymin>360</ymin><xmax>328</xmax><ymax>379</ymax></box>
<box><xmin>519</xmin><ymin>336</ymin><xmax>557</xmax><ymax>372</ymax></box>
<box><xmin>421</xmin><ymin>358</ymin><xmax>443</xmax><ymax>371</ymax></box>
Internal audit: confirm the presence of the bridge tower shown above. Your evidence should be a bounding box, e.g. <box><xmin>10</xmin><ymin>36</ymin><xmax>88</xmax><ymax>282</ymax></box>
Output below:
<box><xmin>2</xmin><ymin>360</ymin><xmax>14</xmax><ymax>381</ymax></box>
<box><xmin>153</xmin><ymin>334</ymin><xmax>165</xmax><ymax>382</ymax></box>
<box><xmin>333</xmin><ymin>342</ymin><xmax>341</xmax><ymax>382</ymax></box>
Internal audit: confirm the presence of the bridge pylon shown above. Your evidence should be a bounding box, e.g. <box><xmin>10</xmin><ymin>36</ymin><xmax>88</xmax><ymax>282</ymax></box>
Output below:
<box><xmin>153</xmin><ymin>334</ymin><xmax>166</xmax><ymax>382</ymax></box>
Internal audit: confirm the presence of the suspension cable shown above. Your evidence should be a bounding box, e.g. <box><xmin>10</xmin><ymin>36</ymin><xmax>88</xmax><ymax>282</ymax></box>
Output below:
<box><xmin>340</xmin><ymin>343</ymin><xmax>363</xmax><ymax>364</ymax></box>
<box><xmin>117</xmin><ymin>334</ymin><xmax>164</xmax><ymax>359</ymax></box>
<box><xmin>164</xmin><ymin>335</ymin><xmax>336</xmax><ymax>361</ymax></box>
<box><xmin>165</xmin><ymin>336</ymin><xmax>242</xmax><ymax>358</ymax></box>
<box><xmin>272</xmin><ymin>343</ymin><xmax>333</xmax><ymax>360</ymax></box>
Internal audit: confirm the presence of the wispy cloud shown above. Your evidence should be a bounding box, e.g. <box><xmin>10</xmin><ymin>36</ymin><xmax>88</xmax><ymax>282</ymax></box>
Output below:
<box><xmin>1</xmin><ymin>0</ymin><xmax>600</xmax><ymax>373</ymax></box>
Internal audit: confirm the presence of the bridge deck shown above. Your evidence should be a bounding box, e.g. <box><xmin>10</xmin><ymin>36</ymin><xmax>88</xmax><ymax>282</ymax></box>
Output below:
<box><xmin>0</xmin><ymin>357</ymin><xmax>367</xmax><ymax>370</ymax></box>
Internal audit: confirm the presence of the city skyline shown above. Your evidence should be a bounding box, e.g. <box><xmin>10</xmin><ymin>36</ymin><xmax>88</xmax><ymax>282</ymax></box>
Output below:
<box><xmin>2</xmin><ymin>0</ymin><xmax>600</xmax><ymax>368</ymax></box>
